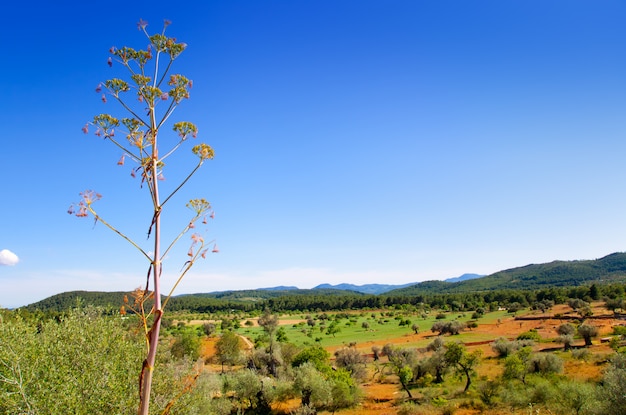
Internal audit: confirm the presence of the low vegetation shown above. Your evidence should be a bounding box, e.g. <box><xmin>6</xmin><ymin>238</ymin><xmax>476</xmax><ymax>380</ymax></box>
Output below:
<box><xmin>3</xmin><ymin>282</ymin><xmax>626</xmax><ymax>414</ymax></box>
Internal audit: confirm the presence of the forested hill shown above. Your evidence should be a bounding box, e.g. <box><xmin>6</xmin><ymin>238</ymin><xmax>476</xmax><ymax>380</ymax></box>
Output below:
<box><xmin>21</xmin><ymin>252</ymin><xmax>626</xmax><ymax>312</ymax></box>
<box><xmin>389</xmin><ymin>252</ymin><xmax>626</xmax><ymax>296</ymax></box>
<box><xmin>22</xmin><ymin>288</ymin><xmax>364</xmax><ymax>313</ymax></box>
<box><xmin>23</xmin><ymin>291</ymin><xmax>130</xmax><ymax>313</ymax></box>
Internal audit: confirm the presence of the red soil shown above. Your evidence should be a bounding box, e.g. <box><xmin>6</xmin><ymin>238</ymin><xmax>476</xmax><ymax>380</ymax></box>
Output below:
<box><xmin>199</xmin><ymin>302</ymin><xmax>621</xmax><ymax>414</ymax></box>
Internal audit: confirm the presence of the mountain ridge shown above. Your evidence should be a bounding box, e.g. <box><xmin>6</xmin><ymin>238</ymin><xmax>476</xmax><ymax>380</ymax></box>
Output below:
<box><xmin>312</xmin><ymin>273</ymin><xmax>484</xmax><ymax>295</ymax></box>
<box><xmin>20</xmin><ymin>252</ymin><xmax>626</xmax><ymax>311</ymax></box>
<box><xmin>387</xmin><ymin>251</ymin><xmax>626</xmax><ymax>296</ymax></box>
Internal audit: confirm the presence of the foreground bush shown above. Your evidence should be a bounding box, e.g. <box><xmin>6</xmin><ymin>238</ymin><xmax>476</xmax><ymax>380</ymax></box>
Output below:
<box><xmin>0</xmin><ymin>308</ymin><xmax>143</xmax><ymax>414</ymax></box>
<box><xmin>0</xmin><ymin>308</ymin><xmax>212</xmax><ymax>415</ymax></box>
<box><xmin>598</xmin><ymin>353</ymin><xmax>626</xmax><ymax>414</ymax></box>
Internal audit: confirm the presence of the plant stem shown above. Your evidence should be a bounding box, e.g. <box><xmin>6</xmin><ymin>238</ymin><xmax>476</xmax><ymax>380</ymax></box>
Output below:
<box><xmin>138</xmin><ymin>112</ymin><xmax>163</xmax><ymax>415</ymax></box>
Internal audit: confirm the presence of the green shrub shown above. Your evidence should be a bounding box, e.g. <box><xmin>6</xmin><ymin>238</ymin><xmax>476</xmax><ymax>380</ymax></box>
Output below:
<box><xmin>477</xmin><ymin>378</ymin><xmax>500</xmax><ymax>406</ymax></box>
<box><xmin>612</xmin><ymin>325</ymin><xmax>626</xmax><ymax>336</ymax></box>
<box><xmin>571</xmin><ymin>348</ymin><xmax>590</xmax><ymax>360</ymax></box>
<box><xmin>432</xmin><ymin>396</ymin><xmax>448</xmax><ymax>406</ymax></box>
<box><xmin>0</xmin><ymin>308</ymin><xmax>146</xmax><ymax>414</ymax></box>
<box><xmin>292</xmin><ymin>345</ymin><xmax>330</xmax><ymax>370</ymax></box>
<box><xmin>491</xmin><ymin>338</ymin><xmax>534</xmax><ymax>358</ymax></box>
<box><xmin>528</xmin><ymin>377</ymin><xmax>559</xmax><ymax>405</ymax></box>
<box><xmin>529</xmin><ymin>353</ymin><xmax>563</xmax><ymax>374</ymax></box>
<box><xmin>517</xmin><ymin>329</ymin><xmax>541</xmax><ymax>341</ymax></box>
<box><xmin>171</xmin><ymin>329</ymin><xmax>202</xmax><ymax>360</ymax></box>
<box><xmin>553</xmin><ymin>379</ymin><xmax>598</xmax><ymax>415</ymax></box>
<box><xmin>598</xmin><ymin>353</ymin><xmax>626</xmax><ymax>415</ymax></box>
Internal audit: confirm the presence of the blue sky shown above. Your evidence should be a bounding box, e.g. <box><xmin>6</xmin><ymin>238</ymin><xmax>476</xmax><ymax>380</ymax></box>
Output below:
<box><xmin>2</xmin><ymin>1</ymin><xmax>626</xmax><ymax>308</ymax></box>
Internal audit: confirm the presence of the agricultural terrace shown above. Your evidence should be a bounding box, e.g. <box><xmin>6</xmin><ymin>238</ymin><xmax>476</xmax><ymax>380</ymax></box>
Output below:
<box><xmin>187</xmin><ymin>301</ymin><xmax>623</xmax><ymax>415</ymax></box>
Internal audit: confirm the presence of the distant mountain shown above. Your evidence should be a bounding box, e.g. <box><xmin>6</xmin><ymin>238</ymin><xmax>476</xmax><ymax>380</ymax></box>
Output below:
<box><xmin>22</xmin><ymin>252</ymin><xmax>626</xmax><ymax>312</ymax></box>
<box><xmin>256</xmin><ymin>286</ymin><xmax>299</xmax><ymax>291</ymax></box>
<box><xmin>313</xmin><ymin>282</ymin><xmax>417</xmax><ymax>295</ymax></box>
<box><xmin>444</xmin><ymin>273</ymin><xmax>484</xmax><ymax>283</ymax></box>
<box><xmin>314</xmin><ymin>274</ymin><xmax>484</xmax><ymax>294</ymax></box>
<box><xmin>179</xmin><ymin>287</ymin><xmax>357</xmax><ymax>300</ymax></box>
<box><xmin>388</xmin><ymin>252</ymin><xmax>626</xmax><ymax>296</ymax></box>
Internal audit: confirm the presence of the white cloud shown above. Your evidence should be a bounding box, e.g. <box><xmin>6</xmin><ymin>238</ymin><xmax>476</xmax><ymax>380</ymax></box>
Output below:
<box><xmin>0</xmin><ymin>249</ymin><xmax>19</xmax><ymax>266</ymax></box>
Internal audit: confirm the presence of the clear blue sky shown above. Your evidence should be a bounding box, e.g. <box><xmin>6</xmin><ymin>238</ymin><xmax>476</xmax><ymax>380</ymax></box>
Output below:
<box><xmin>2</xmin><ymin>1</ymin><xmax>626</xmax><ymax>308</ymax></box>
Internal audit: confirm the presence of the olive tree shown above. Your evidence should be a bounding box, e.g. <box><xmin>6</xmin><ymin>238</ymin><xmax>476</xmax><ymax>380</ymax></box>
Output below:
<box><xmin>557</xmin><ymin>323</ymin><xmax>576</xmax><ymax>336</ymax></box>
<box><xmin>221</xmin><ymin>369</ymin><xmax>274</xmax><ymax>415</ymax></box>
<box><xmin>578</xmin><ymin>324</ymin><xmax>599</xmax><ymax>346</ymax></box>
<box><xmin>292</xmin><ymin>362</ymin><xmax>332</xmax><ymax>409</ymax></box>
<box><xmin>444</xmin><ymin>342</ymin><xmax>482</xmax><ymax>392</ymax></box>
<box><xmin>257</xmin><ymin>309</ymin><xmax>281</xmax><ymax>376</ymax></box>
<box><xmin>556</xmin><ymin>334</ymin><xmax>575</xmax><ymax>351</ymax></box>
<box><xmin>69</xmin><ymin>20</ymin><xmax>215</xmax><ymax>415</ymax></box>
<box><xmin>502</xmin><ymin>346</ymin><xmax>533</xmax><ymax>384</ymax></box>
<box><xmin>215</xmin><ymin>331</ymin><xmax>244</xmax><ymax>372</ymax></box>
<box><xmin>529</xmin><ymin>353</ymin><xmax>563</xmax><ymax>375</ymax></box>
<box><xmin>381</xmin><ymin>344</ymin><xmax>419</xmax><ymax>397</ymax></box>
<box><xmin>431</xmin><ymin>320</ymin><xmax>465</xmax><ymax>336</ymax></box>
<box><xmin>334</xmin><ymin>348</ymin><xmax>367</xmax><ymax>382</ymax></box>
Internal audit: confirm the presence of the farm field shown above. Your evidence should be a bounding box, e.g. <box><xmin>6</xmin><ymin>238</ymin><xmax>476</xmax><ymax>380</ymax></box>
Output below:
<box><xmin>195</xmin><ymin>302</ymin><xmax>623</xmax><ymax>415</ymax></box>
<box><xmin>2</xmin><ymin>296</ymin><xmax>625</xmax><ymax>415</ymax></box>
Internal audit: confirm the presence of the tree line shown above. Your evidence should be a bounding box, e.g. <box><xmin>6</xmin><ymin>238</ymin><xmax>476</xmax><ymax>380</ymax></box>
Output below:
<box><xmin>22</xmin><ymin>282</ymin><xmax>626</xmax><ymax>317</ymax></box>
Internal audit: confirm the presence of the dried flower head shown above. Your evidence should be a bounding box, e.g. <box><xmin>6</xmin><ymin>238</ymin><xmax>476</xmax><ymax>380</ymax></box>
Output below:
<box><xmin>76</xmin><ymin>204</ymin><xmax>88</xmax><ymax>218</ymax></box>
<box><xmin>192</xmin><ymin>143</ymin><xmax>214</xmax><ymax>160</ymax></box>
<box><xmin>80</xmin><ymin>190</ymin><xmax>102</xmax><ymax>206</ymax></box>
<box><xmin>173</xmin><ymin>121</ymin><xmax>197</xmax><ymax>140</ymax></box>
<box><xmin>186</xmin><ymin>199</ymin><xmax>211</xmax><ymax>215</ymax></box>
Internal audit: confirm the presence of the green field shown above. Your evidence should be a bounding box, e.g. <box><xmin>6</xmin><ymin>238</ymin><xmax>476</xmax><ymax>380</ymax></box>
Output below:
<box><xmin>234</xmin><ymin>309</ymin><xmax>513</xmax><ymax>350</ymax></box>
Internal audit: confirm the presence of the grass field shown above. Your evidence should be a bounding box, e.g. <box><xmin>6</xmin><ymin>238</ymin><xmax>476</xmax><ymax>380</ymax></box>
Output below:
<box><xmin>195</xmin><ymin>302</ymin><xmax>622</xmax><ymax>415</ymax></box>
<box><xmin>237</xmin><ymin>309</ymin><xmax>515</xmax><ymax>351</ymax></box>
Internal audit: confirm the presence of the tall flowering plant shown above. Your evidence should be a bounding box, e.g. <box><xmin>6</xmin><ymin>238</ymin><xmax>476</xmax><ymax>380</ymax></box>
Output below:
<box><xmin>69</xmin><ymin>19</ymin><xmax>216</xmax><ymax>415</ymax></box>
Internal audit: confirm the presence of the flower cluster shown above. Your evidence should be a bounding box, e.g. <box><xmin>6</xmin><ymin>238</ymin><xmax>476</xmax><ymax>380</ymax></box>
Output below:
<box><xmin>67</xmin><ymin>190</ymin><xmax>102</xmax><ymax>218</ymax></box>
<box><xmin>186</xmin><ymin>198</ymin><xmax>212</xmax><ymax>215</ymax></box>
<box><xmin>173</xmin><ymin>121</ymin><xmax>197</xmax><ymax>140</ymax></box>
<box><xmin>192</xmin><ymin>144</ymin><xmax>214</xmax><ymax>160</ymax></box>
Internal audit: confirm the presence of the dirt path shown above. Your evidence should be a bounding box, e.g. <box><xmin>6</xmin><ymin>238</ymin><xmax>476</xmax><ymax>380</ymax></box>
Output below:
<box><xmin>238</xmin><ymin>334</ymin><xmax>254</xmax><ymax>350</ymax></box>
